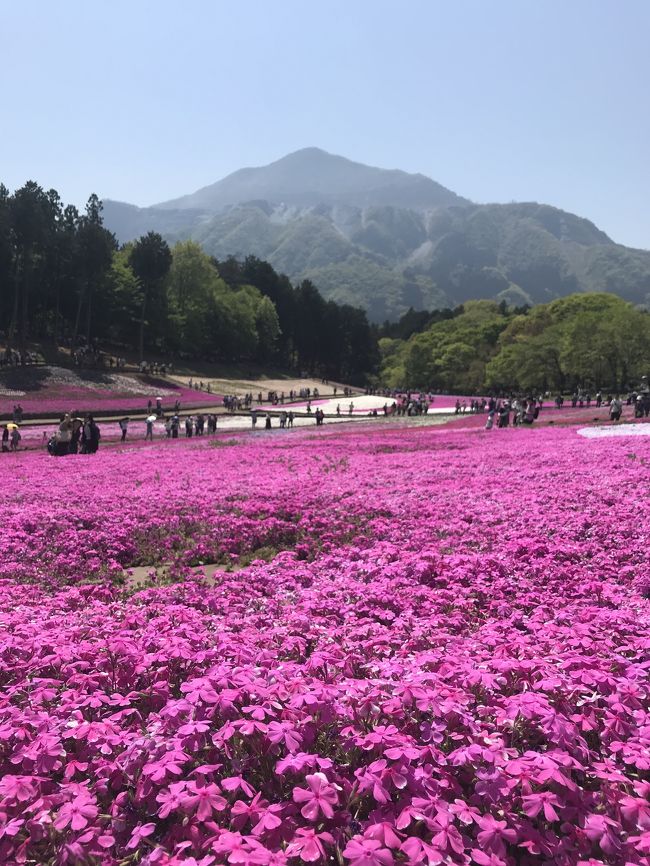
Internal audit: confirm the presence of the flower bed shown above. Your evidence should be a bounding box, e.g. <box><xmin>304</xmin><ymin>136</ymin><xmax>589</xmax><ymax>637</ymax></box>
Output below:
<box><xmin>0</xmin><ymin>424</ymin><xmax>648</xmax><ymax>864</ymax></box>
<box><xmin>0</xmin><ymin>366</ymin><xmax>220</xmax><ymax>418</ymax></box>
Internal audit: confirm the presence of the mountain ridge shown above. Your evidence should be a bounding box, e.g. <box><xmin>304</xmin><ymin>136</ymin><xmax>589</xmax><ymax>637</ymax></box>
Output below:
<box><xmin>102</xmin><ymin>148</ymin><xmax>650</xmax><ymax>321</ymax></box>
<box><xmin>153</xmin><ymin>147</ymin><xmax>468</xmax><ymax>212</ymax></box>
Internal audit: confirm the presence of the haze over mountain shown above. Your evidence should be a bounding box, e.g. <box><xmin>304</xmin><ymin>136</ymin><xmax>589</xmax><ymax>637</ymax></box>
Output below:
<box><xmin>103</xmin><ymin>148</ymin><xmax>650</xmax><ymax>322</ymax></box>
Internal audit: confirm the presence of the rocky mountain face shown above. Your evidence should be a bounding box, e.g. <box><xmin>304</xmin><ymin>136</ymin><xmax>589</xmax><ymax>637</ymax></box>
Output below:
<box><xmin>102</xmin><ymin>148</ymin><xmax>650</xmax><ymax>322</ymax></box>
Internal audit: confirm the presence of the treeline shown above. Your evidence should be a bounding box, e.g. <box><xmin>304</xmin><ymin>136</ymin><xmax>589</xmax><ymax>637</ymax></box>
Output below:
<box><xmin>380</xmin><ymin>294</ymin><xmax>650</xmax><ymax>393</ymax></box>
<box><xmin>0</xmin><ymin>182</ymin><xmax>378</xmax><ymax>381</ymax></box>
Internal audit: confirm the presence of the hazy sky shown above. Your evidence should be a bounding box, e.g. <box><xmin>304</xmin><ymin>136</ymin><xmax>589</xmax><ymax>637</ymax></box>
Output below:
<box><xmin>1</xmin><ymin>0</ymin><xmax>648</xmax><ymax>248</ymax></box>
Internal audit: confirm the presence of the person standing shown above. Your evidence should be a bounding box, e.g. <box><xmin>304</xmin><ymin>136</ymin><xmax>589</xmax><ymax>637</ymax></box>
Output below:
<box><xmin>119</xmin><ymin>418</ymin><xmax>129</xmax><ymax>442</ymax></box>
<box><xmin>609</xmin><ymin>396</ymin><xmax>622</xmax><ymax>422</ymax></box>
<box><xmin>145</xmin><ymin>417</ymin><xmax>154</xmax><ymax>440</ymax></box>
<box><xmin>89</xmin><ymin>416</ymin><xmax>101</xmax><ymax>453</ymax></box>
<box><xmin>9</xmin><ymin>426</ymin><xmax>21</xmax><ymax>451</ymax></box>
<box><xmin>265</xmin><ymin>413</ymin><xmax>272</xmax><ymax>430</ymax></box>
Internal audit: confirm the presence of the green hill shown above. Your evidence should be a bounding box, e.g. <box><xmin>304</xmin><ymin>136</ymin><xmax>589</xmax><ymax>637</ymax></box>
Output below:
<box><xmin>102</xmin><ymin>149</ymin><xmax>650</xmax><ymax>321</ymax></box>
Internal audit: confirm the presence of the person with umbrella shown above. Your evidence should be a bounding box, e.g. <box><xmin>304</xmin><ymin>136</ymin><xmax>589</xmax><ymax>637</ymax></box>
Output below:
<box><xmin>8</xmin><ymin>423</ymin><xmax>21</xmax><ymax>452</ymax></box>
<box><xmin>145</xmin><ymin>414</ymin><xmax>156</xmax><ymax>440</ymax></box>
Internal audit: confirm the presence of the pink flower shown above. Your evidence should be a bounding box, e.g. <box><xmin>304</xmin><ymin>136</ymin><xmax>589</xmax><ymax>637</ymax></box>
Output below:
<box><xmin>267</xmin><ymin>720</ymin><xmax>302</xmax><ymax>752</ymax></box>
<box><xmin>126</xmin><ymin>822</ymin><xmax>156</xmax><ymax>849</ymax></box>
<box><xmin>156</xmin><ymin>781</ymin><xmax>188</xmax><ymax>818</ymax></box>
<box><xmin>476</xmin><ymin>815</ymin><xmax>517</xmax><ymax>857</ymax></box>
<box><xmin>620</xmin><ymin>795</ymin><xmax>650</xmax><ymax>829</ymax></box>
<box><xmin>363</xmin><ymin>823</ymin><xmax>402</xmax><ymax>849</ymax></box>
<box><xmin>471</xmin><ymin>851</ymin><xmax>507</xmax><ymax>866</ymax></box>
<box><xmin>292</xmin><ymin>773</ymin><xmax>339</xmax><ymax>821</ymax></box>
<box><xmin>343</xmin><ymin>838</ymin><xmax>394</xmax><ymax>866</ymax></box>
<box><xmin>399</xmin><ymin>836</ymin><xmax>443</xmax><ymax>865</ymax></box>
<box><xmin>0</xmin><ymin>775</ymin><xmax>36</xmax><ymax>803</ymax></box>
<box><xmin>521</xmin><ymin>791</ymin><xmax>562</xmax><ymax>821</ymax></box>
<box><xmin>183</xmin><ymin>782</ymin><xmax>227</xmax><ymax>822</ymax></box>
<box><xmin>54</xmin><ymin>795</ymin><xmax>98</xmax><ymax>832</ymax></box>
<box><xmin>285</xmin><ymin>828</ymin><xmax>334</xmax><ymax>862</ymax></box>
<box><xmin>0</xmin><ymin>818</ymin><xmax>24</xmax><ymax>839</ymax></box>
<box><xmin>583</xmin><ymin>814</ymin><xmax>622</xmax><ymax>855</ymax></box>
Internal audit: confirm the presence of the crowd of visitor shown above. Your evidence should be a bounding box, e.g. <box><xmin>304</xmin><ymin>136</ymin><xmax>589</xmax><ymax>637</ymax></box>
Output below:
<box><xmin>1</xmin><ymin>348</ymin><xmax>38</xmax><ymax>367</ymax></box>
<box><xmin>2</xmin><ymin>376</ymin><xmax>649</xmax><ymax>455</ymax></box>
<box><xmin>46</xmin><ymin>414</ymin><xmax>101</xmax><ymax>456</ymax></box>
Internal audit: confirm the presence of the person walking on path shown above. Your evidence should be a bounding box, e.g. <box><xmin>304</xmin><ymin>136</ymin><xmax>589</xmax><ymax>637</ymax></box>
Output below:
<box><xmin>119</xmin><ymin>418</ymin><xmax>129</xmax><ymax>442</ymax></box>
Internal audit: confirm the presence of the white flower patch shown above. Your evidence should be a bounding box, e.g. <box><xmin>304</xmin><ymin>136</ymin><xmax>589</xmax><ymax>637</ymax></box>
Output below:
<box><xmin>43</xmin><ymin>367</ymin><xmax>175</xmax><ymax>396</ymax></box>
<box><xmin>577</xmin><ymin>424</ymin><xmax>650</xmax><ymax>438</ymax></box>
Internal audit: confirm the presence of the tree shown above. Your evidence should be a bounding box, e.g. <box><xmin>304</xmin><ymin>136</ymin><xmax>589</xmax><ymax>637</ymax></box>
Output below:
<box><xmin>9</xmin><ymin>181</ymin><xmax>52</xmax><ymax>352</ymax></box>
<box><xmin>254</xmin><ymin>295</ymin><xmax>281</xmax><ymax>361</ymax></box>
<box><xmin>73</xmin><ymin>195</ymin><xmax>116</xmax><ymax>344</ymax></box>
<box><xmin>129</xmin><ymin>232</ymin><xmax>172</xmax><ymax>361</ymax></box>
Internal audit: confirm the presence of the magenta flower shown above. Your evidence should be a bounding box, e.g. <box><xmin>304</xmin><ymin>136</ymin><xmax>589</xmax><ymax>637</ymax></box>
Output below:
<box><xmin>363</xmin><ymin>822</ymin><xmax>402</xmax><ymax>849</ymax></box>
<box><xmin>343</xmin><ymin>837</ymin><xmax>394</xmax><ymax>866</ymax></box>
<box><xmin>0</xmin><ymin>818</ymin><xmax>24</xmax><ymax>839</ymax></box>
<box><xmin>475</xmin><ymin>815</ymin><xmax>517</xmax><ymax>857</ymax></box>
<box><xmin>583</xmin><ymin>814</ymin><xmax>622</xmax><ymax>855</ymax></box>
<box><xmin>521</xmin><ymin>791</ymin><xmax>563</xmax><ymax>821</ymax></box>
<box><xmin>267</xmin><ymin>720</ymin><xmax>302</xmax><ymax>752</ymax></box>
<box><xmin>183</xmin><ymin>782</ymin><xmax>228</xmax><ymax>822</ymax></box>
<box><xmin>126</xmin><ymin>822</ymin><xmax>156</xmax><ymax>849</ymax></box>
<box><xmin>471</xmin><ymin>851</ymin><xmax>507</xmax><ymax>866</ymax></box>
<box><xmin>156</xmin><ymin>781</ymin><xmax>188</xmax><ymax>818</ymax></box>
<box><xmin>54</xmin><ymin>795</ymin><xmax>98</xmax><ymax>832</ymax></box>
<box><xmin>285</xmin><ymin>827</ymin><xmax>334</xmax><ymax>862</ymax></box>
<box><xmin>0</xmin><ymin>775</ymin><xmax>36</xmax><ymax>803</ymax></box>
<box><xmin>292</xmin><ymin>773</ymin><xmax>339</xmax><ymax>821</ymax></box>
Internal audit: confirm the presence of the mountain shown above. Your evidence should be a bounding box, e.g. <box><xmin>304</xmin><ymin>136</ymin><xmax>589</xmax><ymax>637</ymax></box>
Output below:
<box><xmin>102</xmin><ymin>148</ymin><xmax>650</xmax><ymax>322</ymax></box>
<box><xmin>155</xmin><ymin>147</ymin><xmax>468</xmax><ymax>212</ymax></box>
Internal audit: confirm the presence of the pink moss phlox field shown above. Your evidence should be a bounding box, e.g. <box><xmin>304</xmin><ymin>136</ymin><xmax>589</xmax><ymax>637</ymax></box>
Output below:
<box><xmin>0</xmin><ymin>369</ymin><xmax>218</xmax><ymax>416</ymax></box>
<box><xmin>0</xmin><ymin>424</ymin><xmax>649</xmax><ymax>865</ymax></box>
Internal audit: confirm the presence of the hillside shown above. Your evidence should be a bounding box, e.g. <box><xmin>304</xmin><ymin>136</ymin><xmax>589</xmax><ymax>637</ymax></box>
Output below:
<box><xmin>103</xmin><ymin>149</ymin><xmax>650</xmax><ymax>321</ymax></box>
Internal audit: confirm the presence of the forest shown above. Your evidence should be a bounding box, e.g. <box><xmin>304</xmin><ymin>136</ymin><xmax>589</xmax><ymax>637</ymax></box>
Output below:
<box><xmin>0</xmin><ymin>183</ymin><xmax>378</xmax><ymax>382</ymax></box>
<box><xmin>380</xmin><ymin>294</ymin><xmax>650</xmax><ymax>393</ymax></box>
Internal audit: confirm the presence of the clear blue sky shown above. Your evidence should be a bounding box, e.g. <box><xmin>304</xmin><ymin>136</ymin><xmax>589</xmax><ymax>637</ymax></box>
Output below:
<box><xmin>1</xmin><ymin>0</ymin><xmax>648</xmax><ymax>248</ymax></box>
